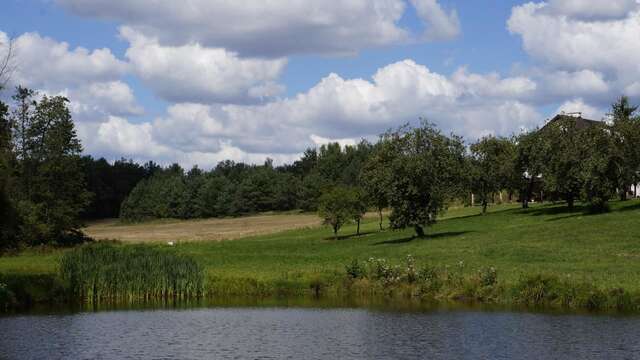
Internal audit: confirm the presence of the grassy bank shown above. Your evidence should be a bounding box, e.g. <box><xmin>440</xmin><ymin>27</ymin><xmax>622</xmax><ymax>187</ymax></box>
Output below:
<box><xmin>2</xmin><ymin>200</ymin><xmax>640</xmax><ymax>311</ymax></box>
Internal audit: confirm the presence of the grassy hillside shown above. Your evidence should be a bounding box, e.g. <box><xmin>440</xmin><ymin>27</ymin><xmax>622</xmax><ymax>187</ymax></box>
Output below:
<box><xmin>2</xmin><ymin>199</ymin><xmax>640</xmax><ymax>294</ymax></box>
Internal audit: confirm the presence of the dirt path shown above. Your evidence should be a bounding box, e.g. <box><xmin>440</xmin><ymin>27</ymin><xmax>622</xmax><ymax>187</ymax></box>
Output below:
<box><xmin>83</xmin><ymin>214</ymin><xmax>321</xmax><ymax>243</ymax></box>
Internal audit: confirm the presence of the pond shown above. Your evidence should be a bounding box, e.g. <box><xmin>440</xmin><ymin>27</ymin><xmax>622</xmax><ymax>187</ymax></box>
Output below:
<box><xmin>1</xmin><ymin>305</ymin><xmax>639</xmax><ymax>359</ymax></box>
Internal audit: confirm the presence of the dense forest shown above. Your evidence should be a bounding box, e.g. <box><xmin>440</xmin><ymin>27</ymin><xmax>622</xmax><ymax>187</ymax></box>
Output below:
<box><xmin>1</xmin><ymin>82</ymin><xmax>639</xmax><ymax>249</ymax></box>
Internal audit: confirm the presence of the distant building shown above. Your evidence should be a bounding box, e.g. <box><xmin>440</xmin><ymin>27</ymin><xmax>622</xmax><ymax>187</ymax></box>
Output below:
<box><xmin>540</xmin><ymin>112</ymin><xmax>602</xmax><ymax>131</ymax></box>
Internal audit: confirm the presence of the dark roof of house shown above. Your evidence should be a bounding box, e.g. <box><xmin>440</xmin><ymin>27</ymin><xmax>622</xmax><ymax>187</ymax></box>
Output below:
<box><xmin>541</xmin><ymin>114</ymin><xmax>603</xmax><ymax>131</ymax></box>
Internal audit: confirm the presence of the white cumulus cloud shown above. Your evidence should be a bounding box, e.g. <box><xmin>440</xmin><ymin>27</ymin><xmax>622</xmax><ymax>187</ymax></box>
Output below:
<box><xmin>121</xmin><ymin>28</ymin><xmax>287</xmax><ymax>104</ymax></box>
<box><xmin>82</xmin><ymin>59</ymin><xmax>544</xmax><ymax>166</ymax></box>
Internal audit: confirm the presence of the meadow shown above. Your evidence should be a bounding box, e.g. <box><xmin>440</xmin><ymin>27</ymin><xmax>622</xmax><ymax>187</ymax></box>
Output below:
<box><xmin>2</xmin><ymin>200</ymin><xmax>640</xmax><ymax>309</ymax></box>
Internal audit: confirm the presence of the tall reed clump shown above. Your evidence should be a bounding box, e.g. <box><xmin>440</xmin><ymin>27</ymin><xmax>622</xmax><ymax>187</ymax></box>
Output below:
<box><xmin>59</xmin><ymin>243</ymin><xmax>204</xmax><ymax>303</ymax></box>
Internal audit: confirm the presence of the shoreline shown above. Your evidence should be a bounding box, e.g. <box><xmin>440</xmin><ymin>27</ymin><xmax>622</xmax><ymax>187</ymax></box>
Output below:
<box><xmin>3</xmin><ymin>270</ymin><xmax>640</xmax><ymax>315</ymax></box>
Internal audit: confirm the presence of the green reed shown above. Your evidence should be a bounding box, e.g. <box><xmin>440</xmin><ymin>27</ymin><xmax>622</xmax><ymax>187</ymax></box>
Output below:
<box><xmin>59</xmin><ymin>243</ymin><xmax>204</xmax><ymax>303</ymax></box>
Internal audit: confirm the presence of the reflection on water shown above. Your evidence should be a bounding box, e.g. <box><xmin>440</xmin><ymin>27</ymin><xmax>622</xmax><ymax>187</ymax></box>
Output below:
<box><xmin>1</xmin><ymin>303</ymin><xmax>639</xmax><ymax>359</ymax></box>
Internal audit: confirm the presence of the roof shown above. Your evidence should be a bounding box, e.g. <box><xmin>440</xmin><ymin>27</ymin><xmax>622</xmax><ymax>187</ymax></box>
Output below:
<box><xmin>541</xmin><ymin>114</ymin><xmax>603</xmax><ymax>131</ymax></box>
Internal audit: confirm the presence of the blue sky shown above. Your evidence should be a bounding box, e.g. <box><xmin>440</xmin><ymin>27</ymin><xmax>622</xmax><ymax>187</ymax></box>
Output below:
<box><xmin>1</xmin><ymin>0</ymin><xmax>638</xmax><ymax>167</ymax></box>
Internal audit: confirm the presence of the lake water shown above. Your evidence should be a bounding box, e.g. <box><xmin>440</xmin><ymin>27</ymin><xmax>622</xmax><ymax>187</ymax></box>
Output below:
<box><xmin>2</xmin><ymin>306</ymin><xmax>640</xmax><ymax>359</ymax></box>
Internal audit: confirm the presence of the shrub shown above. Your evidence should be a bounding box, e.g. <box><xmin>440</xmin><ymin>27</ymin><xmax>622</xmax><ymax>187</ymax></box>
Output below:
<box><xmin>345</xmin><ymin>259</ymin><xmax>365</xmax><ymax>279</ymax></box>
<box><xmin>416</xmin><ymin>266</ymin><xmax>442</xmax><ymax>295</ymax></box>
<box><xmin>404</xmin><ymin>255</ymin><xmax>417</xmax><ymax>283</ymax></box>
<box><xmin>365</xmin><ymin>258</ymin><xmax>400</xmax><ymax>285</ymax></box>
<box><xmin>477</xmin><ymin>267</ymin><xmax>498</xmax><ymax>287</ymax></box>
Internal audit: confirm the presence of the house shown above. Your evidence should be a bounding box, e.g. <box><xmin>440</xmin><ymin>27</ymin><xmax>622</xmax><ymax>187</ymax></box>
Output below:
<box><xmin>540</xmin><ymin>112</ymin><xmax>602</xmax><ymax>131</ymax></box>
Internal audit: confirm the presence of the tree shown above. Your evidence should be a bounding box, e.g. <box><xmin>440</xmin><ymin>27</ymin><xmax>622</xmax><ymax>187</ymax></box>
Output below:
<box><xmin>318</xmin><ymin>186</ymin><xmax>359</xmax><ymax>239</ymax></box>
<box><xmin>515</xmin><ymin>130</ymin><xmax>546</xmax><ymax>208</ymax></box>
<box><xmin>80</xmin><ymin>157</ymin><xmax>147</xmax><ymax>219</ymax></box>
<box><xmin>579</xmin><ymin>124</ymin><xmax>620</xmax><ymax>212</ymax></box>
<box><xmin>352</xmin><ymin>187</ymin><xmax>368</xmax><ymax>235</ymax></box>
<box><xmin>0</xmin><ymin>36</ymin><xmax>15</xmax><ymax>90</ymax></box>
<box><xmin>381</xmin><ymin>122</ymin><xmax>466</xmax><ymax>237</ymax></box>
<box><xmin>610</xmin><ymin>96</ymin><xmax>640</xmax><ymax>201</ymax></box>
<box><xmin>0</xmin><ymin>97</ymin><xmax>20</xmax><ymax>249</ymax></box>
<box><xmin>298</xmin><ymin>172</ymin><xmax>326</xmax><ymax>212</ymax></box>
<box><xmin>11</xmin><ymin>87</ymin><xmax>36</xmax><ymax>199</ymax></box>
<box><xmin>24</xmin><ymin>95</ymin><xmax>91</xmax><ymax>243</ymax></box>
<box><xmin>361</xmin><ymin>142</ymin><xmax>390</xmax><ymax>230</ymax></box>
<box><xmin>470</xmin><ymin>136</ymin><xmax>515</xmax><ymax>214</ymax></box>
<box><xmin>196</xmin><ymin>175</ymin><xmax>231</xmax><ymax>217</ymax></box>
<box><xmin>538</xmin><ymin>118</ymin><xmax>584</xmax><ymax>209</ymax></box>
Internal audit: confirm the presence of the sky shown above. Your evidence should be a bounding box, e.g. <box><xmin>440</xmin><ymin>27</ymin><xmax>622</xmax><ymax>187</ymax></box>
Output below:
<box><xmin>1</xmin><ymin>0</ymin><xmax>639</xmax><ymax>168</ymax></box>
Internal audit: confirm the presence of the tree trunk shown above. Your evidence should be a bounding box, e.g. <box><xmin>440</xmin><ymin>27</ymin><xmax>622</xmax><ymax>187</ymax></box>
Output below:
<box><xmin>378</xmin><ymin>208</ymin><xmax>383</xmax><ymax>231</ymax></box>
<box><xmin>356</xmin><ymin>219</ymin><xmax>361</xmax><ymax>235</ymax></box>
<box><xmin>333</xmin><ymin>225</ymin><xmax>338</xmax><ymax>240</ymax></box>
<box><xmin>524</xmin><ymin>177</ymin><xmax>534</xmax><ymax>209</ymax></box>
<box><xmin>567</xmin><ymin>196</ymin><xmax>574</xmax><ymax>209</ymax></box>
<box><xmin>620</xmin><ymin>188</ymin><xmax>627</xmax><ymax>201</ymax></box>
<box><xmin>414</xmin><ymin>225</ymin><xmax>425</xmax><ymax>238</ymax></box>
<box><xmin>482</xmin><ymin>199</ymin><xmax>488</xmax><ymax>215</ymax></box>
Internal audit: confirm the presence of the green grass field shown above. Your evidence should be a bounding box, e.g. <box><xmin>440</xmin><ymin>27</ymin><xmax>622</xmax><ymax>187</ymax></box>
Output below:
<box><xmin>2</xmin><ymin>199</ymin><xmax>640</xmax><ymax>294</ymax></box>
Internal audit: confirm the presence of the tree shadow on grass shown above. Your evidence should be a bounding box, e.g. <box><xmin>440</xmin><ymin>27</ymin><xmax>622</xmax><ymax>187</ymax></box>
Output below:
<box><xmin>323</xmin><ymin>231</ymin><xmax>377</xmax><ymax>241</ymax></box>
<box><xmin>371</xmin><ymin>231</ymin><xmax>474</xmax><ymax>246</ymax></box>
<box><xmin>446</xmin><ymin>207</ymin><xmax>520</xmax><ymax>221</ymax></box>
<box><xmin>617</xmin><ymin>201</ymin><xmax>640</xmax><ymax>212</ymax></box>
<box><xmin>523</xmin><ymin>203</ymin><xmax>587</xmax><ymax>217</ymax></box>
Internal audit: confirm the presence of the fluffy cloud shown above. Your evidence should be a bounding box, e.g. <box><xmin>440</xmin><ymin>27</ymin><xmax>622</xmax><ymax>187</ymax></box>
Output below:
<box><xmin>57</xmin><ymin>0</ymin><xmax>410</xmax><ymax>57</ymax></box>
<box><xmin>0</xmin><ymin>31</ymin><xmax>141</xmax><ymax>120</ymax></box>
<box><xmin>410</xmin><ymin>0</ymin><xmax>461</xmax><ymax>40</ymax></box>
<box><xmin>9</xmin><ymin>32</ymin><xmax>128</xmax><ymax>89</ymax></box>
<box><xmin>546</xmin><ymin>0</ymin><xmax>639</xmax><ymax>20</ymax></box>
<box><xmin>508</xmin><ymin>2</ymin><xmax>640</xmax><ymax>78</ymax></box>
<box><xmin>121</xmin><ymin>28</ymin><xmax>287</xmax><ymax>104</ymax></box>
<box><xmin>508</xmin><ymin>1</ymin><xmax>640</xmax><ymax>114</ymax></box>
<box><xmin>78</xmin><ymin>116</ymin><xmax>300</xmax><ymax>168</ymax></box>
<box><xmin>84</xmin><ymin>60</ymin><xmax>543</xmax><ymax>167</ymax></box>
<box><xmin>57</xmin><ymin>0</ymin><xmax>465</xmax><ymax>57</ymax></box>
<box><xmin>555</xmin><ymin>98</ymin><xmax>605</xmax><ymax>120</ymax></box>
<box><xmin>66</xmin><ymin>81</ymin><xmax>144</xmax><ymax>120</ymax></box>
<box><xmin>451</xmin><ymin>68</ymin><xmax>537</xmax><ymax>99</ymax></box>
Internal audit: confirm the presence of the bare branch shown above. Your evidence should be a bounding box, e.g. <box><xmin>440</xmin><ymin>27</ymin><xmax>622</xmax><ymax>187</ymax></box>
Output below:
<box><xmin>0</xmin><ymin>36</ymin><xmax>17</xmax><ymax>91</ymax></box>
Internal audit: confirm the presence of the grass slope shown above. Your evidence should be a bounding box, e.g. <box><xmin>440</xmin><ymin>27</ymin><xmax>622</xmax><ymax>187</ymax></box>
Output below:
<box><xmin>2</xmin><ymin>200</ymin><xmax>640</xmax><ymax>294</ymax></box>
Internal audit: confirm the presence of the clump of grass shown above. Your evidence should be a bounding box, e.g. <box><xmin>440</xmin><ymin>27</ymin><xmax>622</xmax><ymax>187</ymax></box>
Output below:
<box><xmin>59</xmin><ymin>243</ymin><xmax>203</xmax><ymax>303</ymax></box>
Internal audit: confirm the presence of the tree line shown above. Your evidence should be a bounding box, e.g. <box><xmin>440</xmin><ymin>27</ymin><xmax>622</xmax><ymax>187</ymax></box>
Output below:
<box><xmin>1</xmin><ymin>81</ymin><xmax>639</xmax><ymax>249</ymax></box>
<box><xmin>119</xmin><ymin>142</ymin><xmax>374</xmax><ymax>221</ymax></box>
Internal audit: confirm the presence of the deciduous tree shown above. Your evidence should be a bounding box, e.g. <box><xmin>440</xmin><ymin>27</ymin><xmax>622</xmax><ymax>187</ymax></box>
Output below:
<box><xmin>380</xmin><ymin>122</ymin><xmax>466</xmax><ymax>237</ymax></box>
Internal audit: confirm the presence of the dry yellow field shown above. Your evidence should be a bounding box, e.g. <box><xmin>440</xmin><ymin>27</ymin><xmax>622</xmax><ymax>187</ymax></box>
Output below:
<box><xmin>83</xmin><ymin>214</ymin><xmax>322</xmax><ymax>243</ymax></box>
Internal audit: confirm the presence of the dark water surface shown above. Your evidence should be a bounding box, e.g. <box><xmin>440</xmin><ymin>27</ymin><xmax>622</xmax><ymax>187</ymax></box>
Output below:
<box><xmin>2</xmin><ymin>306</ymin><xmax>640</xmax><ymax>360</ymax></box>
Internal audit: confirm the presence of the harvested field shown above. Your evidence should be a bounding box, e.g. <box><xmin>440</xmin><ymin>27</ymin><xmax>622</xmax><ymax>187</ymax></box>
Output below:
<box><xmin>83</xmin><ymin>214</ymin><xmax>321</xmax><ymax>243</ymax></box>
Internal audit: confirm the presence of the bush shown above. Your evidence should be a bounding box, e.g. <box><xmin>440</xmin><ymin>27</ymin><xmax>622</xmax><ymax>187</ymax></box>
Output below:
<box><xmin>477</xmin><ymin>267</ymin><xmax>498</xmax><ymax>287</ymax></box>
<box><xmin>416</xmin><ymin>266</ymin><xmax>442</xmax><ymax>295</ymax></box>
<box><xmin>345</xmin><ymin>259</ymin><xmax>365</xmax><ymax>279</ymax></box>
<box><xmin>365</xmin><ymin>258</ymin><xmax>401</xmax><ymax>285</ymax></box>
